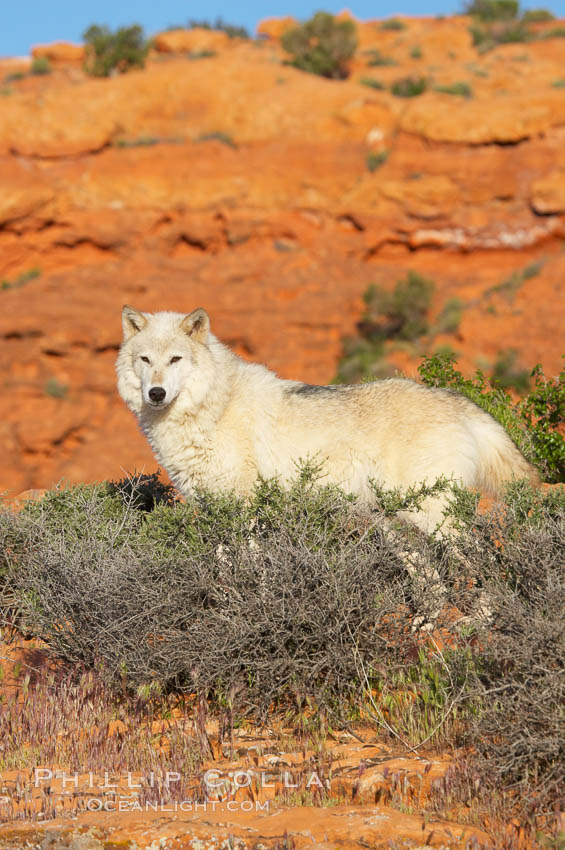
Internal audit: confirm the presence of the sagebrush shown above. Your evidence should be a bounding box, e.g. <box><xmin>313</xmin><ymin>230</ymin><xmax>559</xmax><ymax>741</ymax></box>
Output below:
<box><xmin>1</xmin><ymin>470</ymin><xmax>563</xmax><ymax>836</ymax></box>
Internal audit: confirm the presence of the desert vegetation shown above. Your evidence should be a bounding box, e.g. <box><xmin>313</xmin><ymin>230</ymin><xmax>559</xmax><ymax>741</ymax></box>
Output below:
<box><xmin>281</xmin><ymin>12</ymin><xmax>358</xmax><ymax>79</ymax></box>
<box><xmin>187</xmin><ymin>17</ymin><xmax>250</xmax><ymax>39</ymax></box>
<box><xmin>390</xmin><ymin>75</ymin><xmax>428</xmax><ymax>97</ymax></box>
<box><xmin>83</xmin><ymin>24</ymin><xmax>149</xmax><ymax>76</ymax></box>
<box><xmin>0</xmin><ymin>462</ymin><xmax>563</xmax><ymax>843</ymax></box>
<box><xmin>335</xmin><ymin>272</ymin><xmax>436</xmax><ymax>383</ymax></box>
<box><xmin>30</xmin><ymin>56</ymin><xmax>51</xmax><ymax>75</ymax></box>
<box><xmin>364</xmin><ymin>47</ymin><xmax>397</xmax><ymax>66</ymax></box>
<box><xmin>0</xmin><ymin>267</ymin><xmax>40</xmax><ymax>291</ymax></box>
<box><xmin>464</xmin><ymin>0</ymin><xmax>562</xmax><ymax>48</ymax></box>
<box><xmin>435</xmin><ymin>80</ymin><xmax>473</xmax><ymax>97</ymax></box>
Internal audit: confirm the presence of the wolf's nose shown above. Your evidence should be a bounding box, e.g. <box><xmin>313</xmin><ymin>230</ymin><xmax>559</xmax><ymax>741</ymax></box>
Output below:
<box><xmin>149</xmin><ymin>386</ymin><xmax>166</xmax><ymax>403</ymax></box>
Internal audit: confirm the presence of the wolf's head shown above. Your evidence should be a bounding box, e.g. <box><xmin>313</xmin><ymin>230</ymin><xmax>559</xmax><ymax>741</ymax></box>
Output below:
<box><xmin>116</xmin><ymin>306</ymin><xmax>213</xmax><ymax>415</ymax></box>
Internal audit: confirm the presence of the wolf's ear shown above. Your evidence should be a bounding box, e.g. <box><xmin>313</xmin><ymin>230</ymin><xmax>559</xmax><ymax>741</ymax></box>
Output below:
<box><xmin>180</xmin><ymin>308</ymin><xmax>210</xmax><ymax>343</ymax></box>
<box><xmin>122</xmin><ymin>306</ymin><xmax>147</xmax><ymax>341</ymax></box>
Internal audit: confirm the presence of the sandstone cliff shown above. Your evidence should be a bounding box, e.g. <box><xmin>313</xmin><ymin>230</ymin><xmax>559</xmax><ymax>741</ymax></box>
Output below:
<box><xmin>1</xmin><ymin>16</ymin><xmax>564</xmax><ymax>493</ymax></box>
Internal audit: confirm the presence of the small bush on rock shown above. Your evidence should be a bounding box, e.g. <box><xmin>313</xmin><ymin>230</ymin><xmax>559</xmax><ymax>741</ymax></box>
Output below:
<box><xmin>363</xmin><ymin>272</ymin><xmax>435</xmax><ymax>341</ymax></box>
<box><xmin>434</xmin><ymin>297</ymin><xmax>464</xmax><ymax>334</ymax></box>
<box><xmin>83</xmin><ymin>24</ymin><xmax>149</xmax><ymax>77</ymax></box>
<box><xmin>188</xmin><ymin>17</ymin><xmax>249</xmax><ymax>38</ymax></box>
<box><xmin>390</xmin><ymin>75</ymin><xmax>427</xmax><ymax>97</ymax></box>
<box><xmin>335</xmin><ymin>272</ymin><xmax>435</xmax><ymax>383</ymax></box>
<box><xmin>435</xmin><ymin>81</ymin><xmax>473</xmax><ymax>97</ymax></box>
<box><xmin>521</xmin><ymin>7</ymin><xmax>554</xmax><ymax>21</ymax></box>
<box><xmin>30</xmin><ymin>56</ymin><xmax>51</xmax><ymax>75</ymax></box>
<box><xmin>466</xmin><ymin>0</ymin><xmax>540</xmax><ymax>49</ymax></box>
<box><xmin>380</xmin><ymin>17</ymin><xmax>406</xmax><ymax>30</ymax></box>
<box><xmin>364</xmin><ymin>48</ymin><xmax>396</xmax><ymax>66</ymax></box>
<box><xmin>366</xmin><ymin>150</ymin><xmax>388</xmax><ymax>171</ymax></box>
<box><xmin>464</xmin><ymin>0</ymin><xmax>519</xmax><ymax>20</ymax></box>
<box><xmin>281</xmin><ymin>12</ymin><xmax>358</xmax><ymax>80</ymax></box>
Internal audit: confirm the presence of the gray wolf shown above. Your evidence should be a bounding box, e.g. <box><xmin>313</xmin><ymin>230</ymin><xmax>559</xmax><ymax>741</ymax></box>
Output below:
<box><xmin>116</xmin><ymin>306</ymin><xmax>538</xmax><ymax>533</ymax></box>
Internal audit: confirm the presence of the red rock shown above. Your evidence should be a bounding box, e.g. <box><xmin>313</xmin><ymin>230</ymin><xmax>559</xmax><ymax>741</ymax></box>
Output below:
<box><xmin>31</xmin><ymin>42</ymin><xmax>85</xmax><ymax>63</ymax></box>
<box><xmin>379</xmin><ymin>175</ymin><xmax>459</xmax><ymax>219</ymax></box>
<box><xmin>401</xmin><ymin>92</ymin><xmax>565</xmax><ymax>144</ymax></box>
<box><xmin>531</xmin><ymin>170</ymin><xmax>565</xmax><ymax>214</ymax></box>
<box><xmin>0</xmin><ymin>86</ymin><xmax>117</xmax><ymax>157</ymax></box>
<box><xmin>0</xmin><ymin>16</ymin><xmax>563</xmax><ymax>494</ymax></box>
<box><xmin>4</xmin><ymin>489</ymin><xmax>48</xmax><ymax>511</ymax></box>
<box><xmin>256</xmin><ymin>16</ymin><xmax>298</xmax><ymax>40</ymax></box>
<box><xmin>0</xmin><ymin>161</ymin><xmax>54</xmax><ymax>226</ymax></box>
<box><xmin>152</xmin><ymin>27</ymin><xmax>230</xmax><ymax>53</ymax></box>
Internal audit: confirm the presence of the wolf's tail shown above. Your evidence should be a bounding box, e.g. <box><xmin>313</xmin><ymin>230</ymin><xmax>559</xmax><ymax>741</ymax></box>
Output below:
<box><xmin>470</xmin><ymin>416</ymin><xmax>541</xmax><ymax>496</ymax></box>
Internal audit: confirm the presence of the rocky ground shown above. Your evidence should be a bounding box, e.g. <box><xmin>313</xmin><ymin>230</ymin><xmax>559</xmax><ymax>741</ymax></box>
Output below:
<box><xmin>0</xmin><ymin>632</ymin><xmax>491</xmax><ymax>850</ymax></box>
<box><xmin>1</xmin><ymin>16</ymin><xmax>565</xmax><ymax>494</ymax></box>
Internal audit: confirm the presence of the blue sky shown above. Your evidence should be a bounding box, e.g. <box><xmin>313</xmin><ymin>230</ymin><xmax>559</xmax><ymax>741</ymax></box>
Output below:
<box><xmin>2</xmin><ymin>0</ymin><xmax>564</xmax><ymax>57</ymax></box>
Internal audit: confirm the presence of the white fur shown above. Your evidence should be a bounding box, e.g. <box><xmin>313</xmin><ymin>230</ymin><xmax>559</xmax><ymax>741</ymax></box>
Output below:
<box><xmin>116</xmin><ymin>307</ymin><xmax>538</xmax><ymax>532</ymax></box>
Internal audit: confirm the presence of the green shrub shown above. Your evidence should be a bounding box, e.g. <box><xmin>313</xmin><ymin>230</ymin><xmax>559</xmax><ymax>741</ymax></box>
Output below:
<box><xmin>188</xmin><ymin>17</ymin><xmax>249</xmax><ymax>38</ymax></box>
<box><xmin>540</xmin><ymin>26</ymin><xmax>565</xmax><ymax>37</ymax></box>
<box><xmin>1</xmin><ymin>267</ymin><xmax>40</xmax><ymax>291</ymax></box>
<box><xmin>45</xmin><ymin>378</ymin><xmax>68</xmax><ymax>399</ymax></box>
<box><xmin>187</xmin><ymin>48</ymin><xmax>216</xmax><ymax>59</ymax></box>
<box><xmin>114</xmin><ymin>135</ymin><xmax>159</xmax><ymax>148</ymax></box>
<box><xmin>366</xmin><ymin>150</ymin><xmax>389</xmax><ymax>171</ymax></box>
<box><xmin>521</xmin><ymin>7</ymin><xmax>555</xmax><ymax>20</ymax></box>
<box><xmin>470</xmin><ymin>19</ymin><xmax>533</xmax><ymax>48</ymax></box>
<box><xmin>4</xmin><ymin>71</ymin><xmax>25</xmax><ymax>82</ymax></box>
<box><xmin>364</xmin><ymin>48</ymin><xmax>397</xmax><ymax>66</ymax></box>
<box><xmin>496</xmin><ymin>21</ymin><xmax>533</xmax><ymax>40</ymax></box>
<box><xmin>390</xmin><ymin>76</ymin><xmax>427</xmax><ymax>97</ymax></box>
<box><xmin>465</xmin><ymin>0</ymin><xmax>544</xmax><ymax>50</ymax></box>
<box><xmin>363</xmin><ymin>272</ymin><xmax>435</xmax><ymax>342</ymax></box>
<box><xmin>491</xmin><ymin>348</ymin><xmax>531</xmax><ymax>394</ymax></box>
<box><xmin>410</xmin><ymin>45</ymin><xmax>423</xmax><ymax>59</ymax></box>
<box><xmin>194</xmin><ymin>131</ymin><xmax>236</xmax><ymax>147</ymax></box>
<box><xmin>518</xmin><ymin>362</ymin><xmax>565</xmax><ymax>483</ymax></box>
<box><xmin>418</xmin><ymin>352</ymin><xmax>565</xmax><ymax>482</ymax></box>
<box><xmin>465</xmin><ymin>0</ymin><xmax>519</xmax><ymax>20</ymax></box>
<box><xmin>281</xmin><ymin>12</ymin><xmax>358</xmax><ymax>79</ymax></box>
<box><xmin>359</xmin><ymin>76</ymin><xmax>385</xmax><ymax>90</ymax></box>
<box><xmin>30</xmin><ymin>56</ymin><xmax>51</xmax><ymax>75</ymax></box>
<box><xmin>435</xmin><ymin>81</ymin><xmax>473</xmax><ymax>97</ymax></box>
<box><xmin>380</xmin><ymin>17</ymin><xmax>406</xmax><ymax>30</ymax></box>
<box><xmin>435</xmin><ymin>297</ymin><xmax>464</xmax><ymax>334</ymax></box>
<box><xmin>486</xmin><ymin>259</ymin><xmax>543</xmax><ymax>300</ymax></box>
<box><xmin>83</xmin><ymin>24</ymin><xmax>149</xmax><ymax>77</ymax></box>
<box><xmin>552</xmin><ymin>78</ymin><xmax>565</xmax><ymax>87</ymax></box>
<box><xmin>334</xmin><ymin>273</ymin><xmax>435</xmax><ymax>383</ymax></box>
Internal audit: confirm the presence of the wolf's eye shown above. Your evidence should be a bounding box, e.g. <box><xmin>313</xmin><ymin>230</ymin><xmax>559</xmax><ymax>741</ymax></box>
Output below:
<box><xmin>140</xmin><ymin>356</ymin><xmax>150</xmax><ymax>364</ymax></box>
<box><xmin>170</xmin><ymin>356</ymin><xmax>182</xmax><ymax>364</ymax></box>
